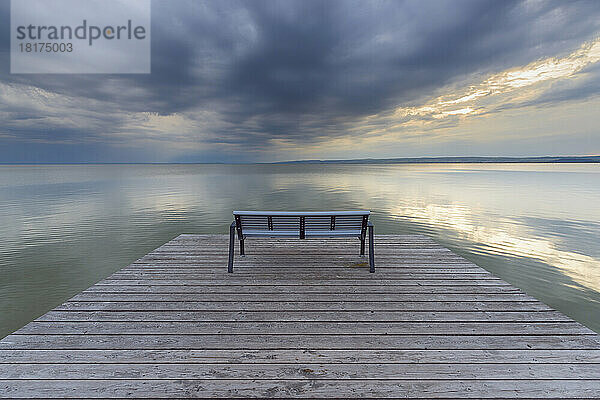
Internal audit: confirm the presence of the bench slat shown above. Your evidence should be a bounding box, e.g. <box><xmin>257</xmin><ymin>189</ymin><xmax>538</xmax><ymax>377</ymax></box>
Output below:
<box><xmin>243</xmin><ymin>229</ymin><xmax>362</xmax><ymax>237</ymax></box>
<box><xmin>234</xmin><ymin>211</ymin><xmax>370</xmax><ymax>217</ymax></box>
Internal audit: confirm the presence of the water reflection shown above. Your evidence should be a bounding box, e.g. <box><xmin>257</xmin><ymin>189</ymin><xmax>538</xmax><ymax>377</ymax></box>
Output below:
<box><xmin>0</xmin><ymin>163</ymin><xmax>599</xmax><ymax>337</ymax></box>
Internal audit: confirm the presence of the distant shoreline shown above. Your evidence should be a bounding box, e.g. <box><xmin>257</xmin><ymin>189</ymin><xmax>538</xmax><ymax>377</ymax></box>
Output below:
<box><xmin>1</xmin><ymin>156</ymin><xmax>599</xmax><ymax>165</ymax></box>
<box><xmin>272</xmin><ymin>156</ymin><xmax>600</xmax><ymax>164</ymax></box>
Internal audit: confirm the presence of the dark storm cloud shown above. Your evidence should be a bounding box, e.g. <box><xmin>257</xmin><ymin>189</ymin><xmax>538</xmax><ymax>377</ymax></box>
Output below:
<box><xmin>1</xmin><ymin>0</ymin><xmax>600</xmax><ymax>161</ymax></box>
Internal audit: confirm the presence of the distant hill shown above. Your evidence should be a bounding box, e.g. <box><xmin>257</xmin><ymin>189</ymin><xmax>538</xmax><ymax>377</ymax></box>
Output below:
<box><xmin>272</xmin><ymin>156</ymin><xmax>600</xmax><ymax>164</ymax></box>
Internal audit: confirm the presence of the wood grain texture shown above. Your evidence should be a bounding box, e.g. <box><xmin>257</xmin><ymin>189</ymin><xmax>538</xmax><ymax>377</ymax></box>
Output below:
<box><xmin>4</xmin><ymin>362</ymin><xmax>600</xmax><ymax>380</ymax></box>
<box><xmin>35</xmin><ymin>310</ymin><xmax>573</xmax><ymax>322</ymax></box>
<box><xmin>2</xmin><ymin>379</ymin><xmax>600</xmax><ymax>398</ymax></box>
<box><xmin>1</xmin><ymin>234</ymin><xmax>599</xmax><ymax>398</ymax></box>
<box><xmin>3</xmin><ymin>349</ymin><xmax>600</xmax><ymax>364</ymax></box>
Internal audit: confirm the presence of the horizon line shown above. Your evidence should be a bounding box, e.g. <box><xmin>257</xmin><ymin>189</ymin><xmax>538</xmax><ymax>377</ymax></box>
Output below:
<box><xmin>1</xmin><ymin>155</ymin><xmax>600</xmax><ymax>165</ymax></box>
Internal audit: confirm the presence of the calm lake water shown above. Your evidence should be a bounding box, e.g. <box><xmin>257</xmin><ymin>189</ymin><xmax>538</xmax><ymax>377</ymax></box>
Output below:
<box><xmin>1</xmin><ymin>163</ymin><xmax>599</xmax><ymax>337</ymax></box>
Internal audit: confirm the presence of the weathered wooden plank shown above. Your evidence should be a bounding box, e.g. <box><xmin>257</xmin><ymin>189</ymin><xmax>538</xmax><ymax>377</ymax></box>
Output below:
<box><xmin>82</xmin><ymin>284</ymin><xmax>522</xmax><ymax>294</ymax></box>
<box><xmin>97</xmin><ymin>279</ymin><xmax>513</xmax><ymax>286</ymax></box>
<box><xmin>153</xmin><ymin>248</ymin><xmax>449</xmax><ymax>254</ymax></box>
<box><xmin>140</xmin><ymin>255</ymin><xmax>462</xmax><ymax>261</ymax></box>
<box><xmin>169</xmin><ymin>235</ymin><xmax>432</xmax><ymax>241</ymax></box>
<box><xmin>190</xmin><ymin>249</ymin><xmax>451</xmax><ymax>256</ymax></box>
<box><xmin>4</xmin><ymin>362</ymin><xmax>600</xmax><ymax>380</ymax></box>
<box><xmin>3</xmin><ymin>349</ymin><xmax>600</xmax><ymax>364</ymax></box>
<box><xmin>3</xmin><ymin>334</ymin><xmax>599</xmax><ymax>350</ymax></box>
<box><xmin>106</xmin><ymin>272</ymin><xmax>500</xmax><ymax>280</ymax></box>
<box><xmin>67</xmin><ymin>293</ymin><xmax>537</xmax><ymax>302</ymax></box>
<box><xmin>134</xmin><ymin>255</ymin><xmax>471</xmax><ymax>261</ymax></box>
<box><xmin>139</xmin><ymin>256</ymin><xmax>464</xmax><ymax>260</ymax></box>
<box><xmin>35</xmin><ymin>310</ymin><xmax>573</xmax><ymax>323</ymax></box>
<box><xmin>135</xmin><ymin>251</ymin><xmax>470</xmax><ymax>256</ymax></box>
<box><xmin>16</xmin><ymin>321</ymin><xmax>593</xmax><ymax>335</ymax></box>
<box><xmin>54</xmin><ymin>301</ymin><xmax>551</xmax><ymax>312</ymax></box>
<box><xmin>2</xmin><ymin>379</ymin><xmax>600</xmax><ymax>398</ymax></box>
<box><xmin>151</xmin><ymin>241</ymin><xmax>447</xmax><ymax>246</ymax></box>
<box><xmin>173</xmin><ymin>234</ymin><xmax>431</xmax><ymax>240</ymax></box>
<box><xmin>138</xmin><ymin>259</ymin><xmax>470</xmax><ymax>263</ymax></box>
<box><xmin>142</xmin><ymin>249</ymin><xmax>459</xmax><ymax>255</ymax></box>
<box><xmin>162</xmin><ymin>245</ymin><xmax>442</xmax><ymax>251</ymax></box>
<box><xmin>136</xmin><ymin>252</ymin><xmax>468</xmax><ymax>257</ymax></box>
<box><xmin>172</xmin><ymin>238</ymin><xmax>435</xmax><ymax>244</ymax></box>
<box><xmin>159</xmin><ymin>246</ymin><xmax>443</xmax><ymax>252</ymax></box>
<box><xmin>141</xmin><ymin>246</ymin><xmax>459</xmax><ymax>251</ymax></box>
<box><xmin>123</xmin><ymin>265</ymin><xmax>484</xmax><ymax>271</ymax></box>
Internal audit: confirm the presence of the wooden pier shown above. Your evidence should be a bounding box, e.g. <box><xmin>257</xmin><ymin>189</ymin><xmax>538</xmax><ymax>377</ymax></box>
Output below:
<box><xmin>1</xmin><ymin>234</ymin><xmax>600</xmax><ymax>398</ymax></box>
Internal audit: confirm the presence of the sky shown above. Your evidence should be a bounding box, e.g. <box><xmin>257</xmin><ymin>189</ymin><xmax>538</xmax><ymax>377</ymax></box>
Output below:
<box><xmin>1</xmin><ymin>0</ymin><xmax>600</xmax><ymax>163</ymax></box>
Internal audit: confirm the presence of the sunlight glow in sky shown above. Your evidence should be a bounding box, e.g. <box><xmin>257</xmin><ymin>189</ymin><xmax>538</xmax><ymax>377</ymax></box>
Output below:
<box><xmin>373</xmin><ymin>37</ymin><xmax>600</xmax><ymax>135</ymax></box>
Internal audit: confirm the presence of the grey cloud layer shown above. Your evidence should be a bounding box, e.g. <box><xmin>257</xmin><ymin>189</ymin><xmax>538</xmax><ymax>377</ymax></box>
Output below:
<box><xmin>1</xmin><ymin>0</ymin><xmax>599</xmax><ymax>161</ymax></box>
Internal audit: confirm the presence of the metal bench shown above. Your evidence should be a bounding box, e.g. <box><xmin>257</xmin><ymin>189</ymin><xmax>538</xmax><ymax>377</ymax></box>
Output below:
<box><xmin>228</xmin><ymin>211</ymin><xmax>375</xmax><ymax>273</ymax></box>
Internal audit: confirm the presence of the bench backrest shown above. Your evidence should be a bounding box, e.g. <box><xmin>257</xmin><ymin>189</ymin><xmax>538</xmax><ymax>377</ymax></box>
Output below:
<box><xmin>233</xmin><ymin>211</ymin><xmax>370</xmax><ymax>239</ymax></box>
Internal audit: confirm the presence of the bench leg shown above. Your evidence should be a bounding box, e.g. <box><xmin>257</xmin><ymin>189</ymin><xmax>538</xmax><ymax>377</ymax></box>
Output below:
<box><xmin>360</xmin><ymin>239</ymin><xmax>365</xmax><ymax>256</ymax></box>
<box><xmin>368</xmin><ymin>224</ymin><xmax>375</xmax><ymax>273</ymax></box>
<box><xmin>228</xmin><ymin>223</ymin><xmax>235</xmax><ymax>273</ymax></box>
<box><xmin>240</xmin><ymin>239</ymin><xmax>245</xmax><ymax>257</ymax></box>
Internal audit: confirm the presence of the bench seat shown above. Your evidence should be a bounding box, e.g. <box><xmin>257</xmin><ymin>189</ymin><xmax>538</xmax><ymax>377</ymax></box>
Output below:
<box><xmin>228</xmin><ymin>211</ymin><xmax>374</xmax><ymax>273</ymax></box>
